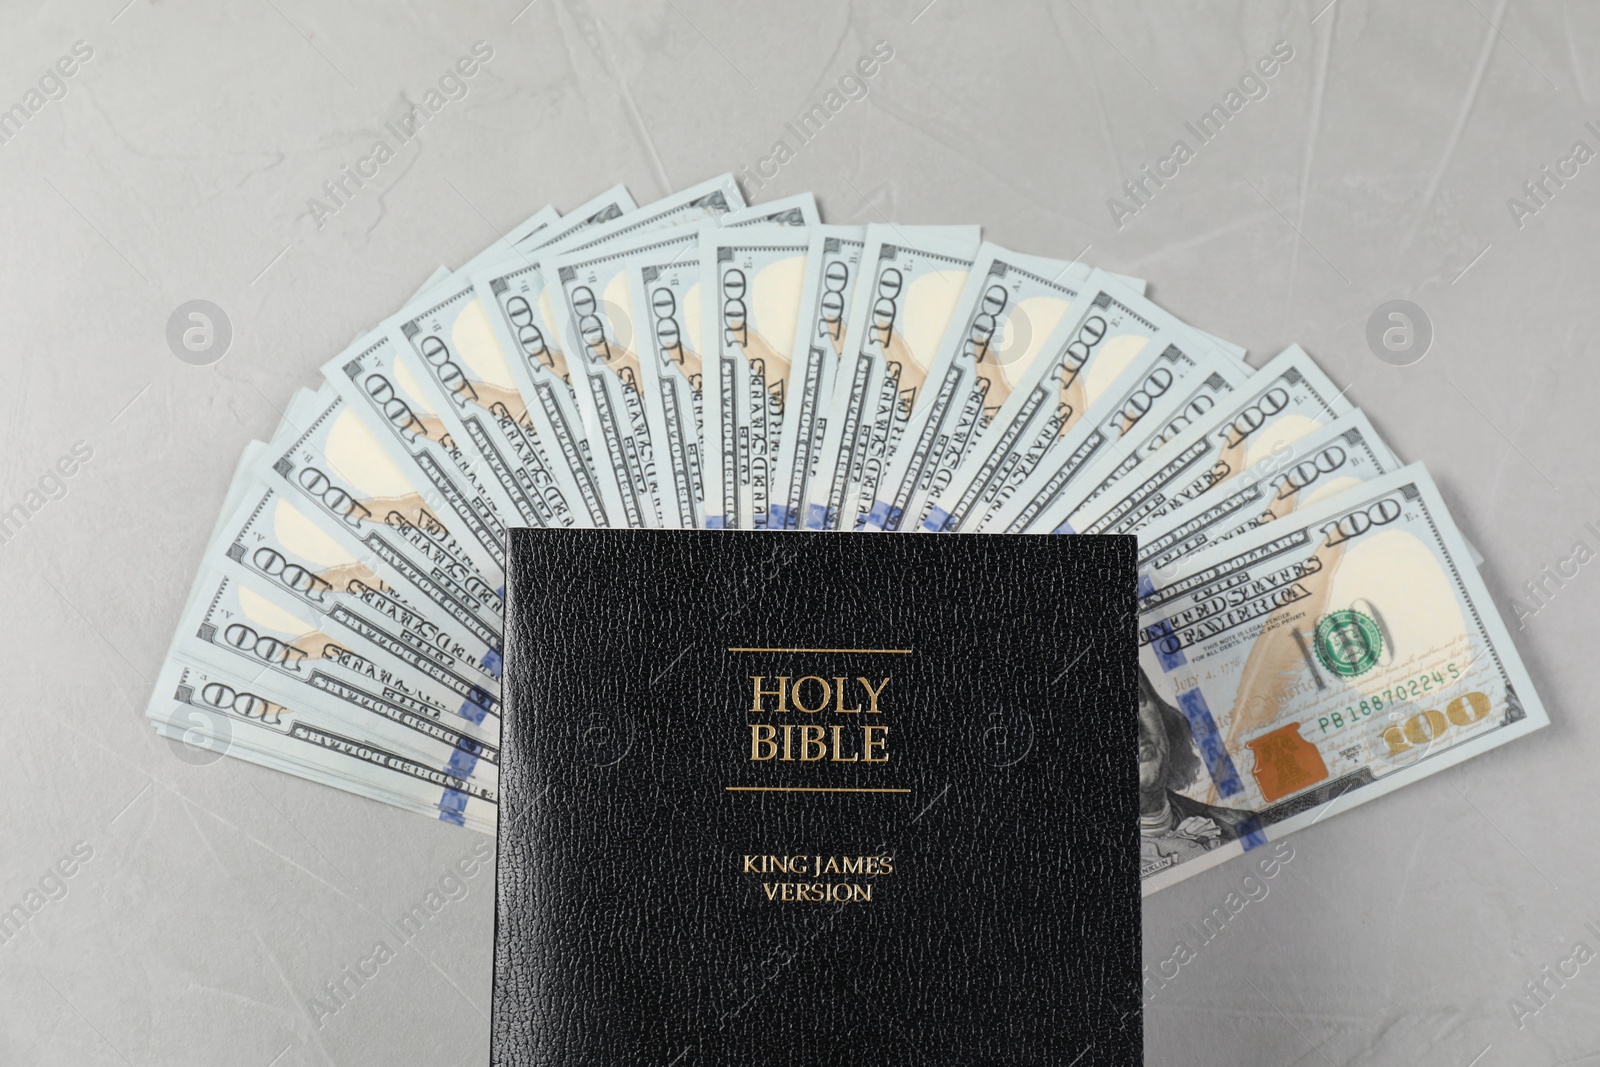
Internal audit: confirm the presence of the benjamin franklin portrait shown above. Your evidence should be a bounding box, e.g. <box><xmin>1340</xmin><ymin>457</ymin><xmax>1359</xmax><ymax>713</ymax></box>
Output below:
<box><xmin>1139</xmin><ymin>667</ymin><xmax>1257</xmax><ymax>873</ymax></box>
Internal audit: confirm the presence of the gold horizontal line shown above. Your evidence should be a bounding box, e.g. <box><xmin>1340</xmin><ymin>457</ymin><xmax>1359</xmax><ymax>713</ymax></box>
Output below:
<box><xmin>724</xmin><ymin>786</ymin><xmax>911</xmax><ymax>794</ymax></box>
<box><xmin>726</xmin><ymin>647</ymin><xmax>913</xmax><ymax>654</ymax></box>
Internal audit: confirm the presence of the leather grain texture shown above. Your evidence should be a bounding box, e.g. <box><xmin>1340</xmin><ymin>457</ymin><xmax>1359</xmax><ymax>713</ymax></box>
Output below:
<box><xmin>492</xmin><ymin>529</ymin><xmax>1141</xmax><ymax>1066</ymax></box>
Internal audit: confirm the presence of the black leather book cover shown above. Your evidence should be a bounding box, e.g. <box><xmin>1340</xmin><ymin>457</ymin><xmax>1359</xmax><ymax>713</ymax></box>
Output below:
<box><xmin>493</xmin><ymin>530</ymin><xmax>1141</xmax><ymax>1066</ymax></box>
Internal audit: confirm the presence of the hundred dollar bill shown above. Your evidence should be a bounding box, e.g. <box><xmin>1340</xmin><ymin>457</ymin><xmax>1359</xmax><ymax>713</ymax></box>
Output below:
<box><xmin>473</xmin><ymin>178</ymin><xmax>750</xmax><ymax>528</ymax></box>
<box><xmin>860</xmin><ymin>245</ymin><xmax>1146</xmax><ymax>531</ymax></box>
<box><xmin>1050</xmin><ymin>361</ymin><xmax>1259</xmax><ymax>526</ymax></box>
<box><xmin>767</xmin><ymin>226</ymin><xmax>866</xmax><ymax>530</ymax></box>
<box><xmin>149</xmin><ymin>709</ymin><xmax>495</xmax><ymax>831</ymax></box>
<box><xmin>254</xmin><ymin>392</ymin><xmax>505</xmax><ymax>660</ymax></box>
<box><xmin>475</xmin><ymin>177</ymin><xmax>739</xmax><ymax>410</ymax></box>
<box><xmin>168</xmin><ymin>576</ymin><xmax>498</xmax><ymax>794</ymax></box>
<box><xmin>543</xmin><ymin>197</ymin><xmax>814</xmax><ymax>528</ymax></box>
<box><xmin>1136</xmin><ymin>409</ymin><xmax>1401</xmax><ymax>581</ymax></box>
<box><xmin>983</xmin><ymin>349</ymin><xmax>1253</xmax><ymax>534</ymax></box>
<box><xmin>384</xmin><ymin>188</ymin><xmax>627</xmax><ymax>511</ymax></box>
<box><xmin>1135</xmin><ymin>463</ymin><xmax>1548</xmax><ymax>894</ymax></box>
<box><xmin>170</xmin><ymin>567</ymin><xmax>500</xmax><ymax>775</ymax></box>
<box><xmin>1053</xmin><ymin>344</ymin><xmax>1351</xmax><ymax>536</ymax></box>
<box><xmin>922</xmin><ymin>271</ymin><xmax>1244</xmax><ymax>534</ymax></box>
<box><xmin>624</xmin><ymin>238</ymin><xmax>719</xmax><ymax>529</ymax></box>
<box><xmin>716</xmin><ymin>192</ymin><xmax>818</xmax><ymax>231</ymax></box>
<box><xmin>322</xmin><ymin>329</ymin><xmax>512</xmax><ymax>579</ymax></box>
<box><xmin>378</xmin><ymin>193</ymin><xmax>642</xmax><ymax>535</ymax></box>
<box><xmin>162</xmin><ymin>425</ymin><xmax>504</xmax><ymax>819</ymax></box>
<box><xmin>550</xmin><ymin>172</ymin><xmax>745</xmax><ymax>258</ymax></box>
<box><xmin>475</xmin><ymin>188</ymin><xmax>637</xmax><ymax>390</ymax></box>
<box><xmin>208</xmin><ymin>479</ymin><xmax>502</xmax><ymax>720</ymax></box>
<box><xmin>624</xmin><ymin>196</ymin><xmax>822</xmax><ymax>528</ymax></box>
<box><xmin>803</xmin><ymin>226</ymin><xmax>982</xmax><ymax>530</ymax></box>
<box><xmin>468</xmin><ymin>186</ymin><xmax>642</xmax><ymax>526</ymax></box>
<box><xmin>148</xmin><ymin>719</ymin><xmax>494</xmax><ymax>831</ymax></box>
<box><xmin>699</xmin><ymin>225</ymin><xmax>812</xmax><ymax>529</ymax></box>
<box><xmin>256</xmin><ymin>388</ymin><xmax>505</xmax><ymax>651</ymax></box>
<box><xmin>171</xmin><ymin>263</ymin><xmax>464</xmax><ymax>625</ymax></box>
<box><xmin>766</xmin><ymin>223</ymin><xmax>976</xmax><ymax>531</ymax></box>
<box><xmin>392</xmin><ymin>283</ymin><xmax>591</xmax><ymax>531</ymax></box>
<box><xmin>150</xmin><ymin>705</ymin><xmax>484</xmax><ymax>826</ymax></box>
<box><xmin>149</xmin><ymin>660</ymin><xmax>495</xmax><ymax>830</ymax></box>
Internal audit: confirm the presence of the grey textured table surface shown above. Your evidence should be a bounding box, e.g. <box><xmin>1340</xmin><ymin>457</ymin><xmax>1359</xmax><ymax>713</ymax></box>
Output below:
<box><xmin>2</xmin><ymin>1</ymin><xmax>1595</xmax><ymax>1064</ymax></box>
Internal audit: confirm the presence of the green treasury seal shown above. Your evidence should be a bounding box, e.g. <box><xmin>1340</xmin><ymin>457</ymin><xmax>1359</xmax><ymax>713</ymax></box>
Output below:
<box><xmin>1314</xmin><ymin>609</ymin><xmax>1383</xmax><ymax>678</ymax></box>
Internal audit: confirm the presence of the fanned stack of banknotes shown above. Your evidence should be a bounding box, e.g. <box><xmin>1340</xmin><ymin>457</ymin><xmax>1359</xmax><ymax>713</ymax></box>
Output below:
<box><xmin>150</xmin><ymin>174</ymin><xmax>1549</xmax><ymax>893</ymax></box>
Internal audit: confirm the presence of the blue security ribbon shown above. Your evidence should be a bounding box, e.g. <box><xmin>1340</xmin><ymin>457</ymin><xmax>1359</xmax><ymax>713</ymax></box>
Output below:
<box><xmin>865</xmin><ymin>500</ymin><xmax>900</xmax><ymax>530</ymax></box>
<box><xmin>436</xmin><ymin>789</ymin><xmax>467</xmax><ymax>826</ymax></box>
<box><xmin>446</xmin><ymin>745</ymin><xmax>480</xmax><ymax>779</ymax></box>
<box><xmin>1176</xmin><ymin>687</ymin><xmax>1245</xmax><ymax>800</ymax></box>
<box><xmin>459</xmin><ymin>688</ymin><xmax>492</xmax><ymax>724</ymax></box>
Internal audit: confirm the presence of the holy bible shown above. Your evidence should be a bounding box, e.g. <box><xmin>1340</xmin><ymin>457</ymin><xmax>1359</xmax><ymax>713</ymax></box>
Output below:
<box><xmin>492</xmin><ymin>530</ymin><xmax>1141</xmax><ymax>1066</ymax></box>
